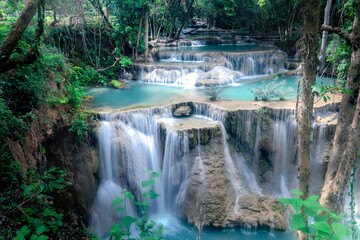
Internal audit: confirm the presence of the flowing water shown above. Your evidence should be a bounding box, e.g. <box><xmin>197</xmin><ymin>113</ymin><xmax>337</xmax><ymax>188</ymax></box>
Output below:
<box><xmin>88</xmin><ymin>35</ymin><xmax>355</xmax><ymax>239</ymax></box>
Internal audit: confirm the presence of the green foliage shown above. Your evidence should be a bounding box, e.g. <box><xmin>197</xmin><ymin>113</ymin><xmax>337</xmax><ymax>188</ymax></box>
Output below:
<box><xmin>109</xmin><ymin>0</ymin><xmax>148</xmax><ymax>53</ymax></box>
<box><xmin>348</xmin><ymin>156</ymin><xmax>359</xmax><ymax>239</ymax></box>
<box><xmin>13</xmin><ymin>167</ymin><xmax>71</xmax><ymax>240</ymax></box>
<box><xmin>326</xmin><ymin>36</ymin><xmax>351</xmax><ymax>81</ymax></box>
<box><xmin>0</xmin><ymin>149</ymin><xmax>73</xmax><ymax>240</ymax></box>
<box><xmin>312</xmin><ymin>80</ymin><xmax>353</xmax><ymax>103</ymax></box>
<box><xmin>278</xmin><ymin>190</ymin><xmax>351</xmax><ymax>240</ymax></box>
<box><xmin>70</xmin><ymin>66</ymin><xmax>107</xmax><ymax>86</ymax></box>
<box><xmin>249</xmin><ymin>78</ymin><xmax>293</xmax><ymax>101</ymax></box>
<box><xmin>119</xmin><ymin>56</ymin><xmax>133</xmax><ymax>68</ymax></box>
<box><xmin>108</xmin><ymin>171</ymin><xmax>164</xmax><ymax>240</ymax></box>
<box><xmin>203</xmin><ymin>85</ymin><xmax>226</xmax><ymax>101</ymax></box>
<box><xmin>110</xmin><ymin>80</ymin><xmax>126</xmax><ymax>89</ymax></box>
<box><xmin>69</xmin><ymin>112</ymin><xmax>89</xmax><ymax>142</ymax></box>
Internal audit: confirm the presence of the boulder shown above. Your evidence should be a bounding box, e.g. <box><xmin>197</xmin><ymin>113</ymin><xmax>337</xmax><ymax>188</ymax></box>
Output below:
<box><xmin>226</xmin><ymin>194</ymin><xmax>288</xmax><ymax>231</ymax></box>
<box><xmin>173</xmin><ymin>106</ymin><xmax>192</xmax><ymax>117</ymax></box>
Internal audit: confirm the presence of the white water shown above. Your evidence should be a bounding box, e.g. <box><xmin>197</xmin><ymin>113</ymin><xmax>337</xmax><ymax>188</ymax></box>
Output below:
<box><xmin>134</xmin><ymin>44</ymin><xmax>286</xmax><ymax>87</ymax></box>
<box><xmin>91</xmin><ymin>103</ymin><xmax>347</xmax><ymax>238</ymax></box>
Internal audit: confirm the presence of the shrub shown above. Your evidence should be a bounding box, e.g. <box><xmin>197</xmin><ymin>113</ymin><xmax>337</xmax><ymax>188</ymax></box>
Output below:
<box><xmin>249</xmin><ymin>78</ymin><xmax>293</xmax><ymax>101</ymax></box>
<box><xmin>203</xmin><ymin>85</ymin><xmax>226</xmax><ymax>101</ymax></box>
<box><xmin>69</xmin><ymin>112</ymin><xmax>89</xmax><ymax>142</ymax></box>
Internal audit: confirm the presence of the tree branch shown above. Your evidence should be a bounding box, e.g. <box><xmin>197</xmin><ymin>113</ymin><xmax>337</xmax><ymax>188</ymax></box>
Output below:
<box><xmin>322</xmin><ymin>24</ymin><xmax>354</xmax><ymax>46</ymax></box>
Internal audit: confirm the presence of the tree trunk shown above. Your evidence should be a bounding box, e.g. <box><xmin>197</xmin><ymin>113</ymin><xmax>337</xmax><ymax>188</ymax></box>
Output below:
<box><xmin>104</xmin><ymin>0</ymin><xmax>109</xmax><ymax>19</ymax></box>
<box><xmin>319</xmin><ymin>0</ymin><xmax>333</xmax><ymax>73</ymax></box>
<box><xmin>135</xmin><ymin>15</ymin><xmax>144</xmax><ymax>60</ymax></box>
<box><xmin>0</xmin><ymin>0</ymin><xmax>45</xmax><ymax>73</ymax></box>
<box><xmin>174</xmin><ymin>22</ymin><xmax>185</xmax><ymax>40</ymax></box>
<box><xmin>320</xmin><ymin>93</ymin><xmax>360</xmax><ymax>213</ymax></box>
<box><xmin>88</xmin><ymin>0</ymin><xmax>112</xmax><ymax>29</ymax></box>
<box><xmin>297</xmin><ymin>0</ymin><xmax>321</xmax><ymax>238</ymax></box>
<box><xmin>144</xmin><ymin>10</ymin><xmax>149</xmax><ymax>62</ymax></box>
<box><xmin>320</xmin><ymin>0</ymin><xmax>360</xmax><ymax>211</ymax></box>
<box><xmin>0</xmin><ymin>0</ymin><xmax>38</xmax><ymax>65</ymax></box>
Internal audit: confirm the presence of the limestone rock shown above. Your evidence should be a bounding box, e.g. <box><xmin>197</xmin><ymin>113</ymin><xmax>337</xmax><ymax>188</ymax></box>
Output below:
<box><xmin>226</xmin><ymin>194</ymin><xmax>288</xmax><ymax>231</ymax></box>
<box><xmin>173</xmin><ymin>106</ymin><xmax>192</xmax><ymax>117</ymax></box>
<box><xmin>172</xmin><ymin>103</ymin><xmax>194</xmax><ymax>117</ymax></box>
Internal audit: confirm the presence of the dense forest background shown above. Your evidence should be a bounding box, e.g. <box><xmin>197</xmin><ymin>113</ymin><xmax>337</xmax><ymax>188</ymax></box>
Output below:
<box><xmin>0</xmin><ymin>0</ymin><xmax>359</xmax><ymax>239</ymax></box>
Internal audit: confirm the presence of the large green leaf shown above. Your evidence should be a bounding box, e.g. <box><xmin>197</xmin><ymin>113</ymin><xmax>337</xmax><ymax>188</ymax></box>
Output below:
<box><xmin>278</xmin><ymin>197</ymin><xmax>303</xmax><ymax>212</ymax></box>
<box><xmin>141</xmin><ymin>179</ymin><xmax>155</xmax><ymax>188</ymax></box>
<box><xmin>290</xmin><ymin>214</ymin><xmax>307</xmax><ymax>231</ymax></box>
<box><xmin>122</xmin><ymin>216</ymin><xmax>138</xmax><ymax>231</ymax></box>
<box><xmin>112</xmin><ymin>198</ymin><xmax>124</xmax><ymax>206</ymax></box>
<box><xmin>291</xmin><ymin>190</ymin><xmax>304</xmax><ymax>196</ymax></box>
<box><xmin>330</xmin><ymin>223</ymin><xmax>347</xmax><ymax>240</ymax></box>
<box><xmin>311</xmin><ymin>221</ymin><xmax>331</xmax><ymax>234</ymax></box>
<box><xmin>314</xmin><ymin>214</ymin><xmax>329</xmax><ymax>222</ymax></box>
<box><xmin>36</xmin><ymin>225</ymin><xmax>46</xmax><ymax>236</ymax></box>
<box><xmin>125</xmin><ymin>192</ymin><xmax>134</xmax><ymax>200</ymax></box>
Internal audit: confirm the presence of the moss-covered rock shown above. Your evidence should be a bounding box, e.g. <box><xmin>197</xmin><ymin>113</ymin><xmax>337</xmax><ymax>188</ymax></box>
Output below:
<box><xmin>109</xmin><ymin>80</ymin><xmax>128</xmax><ymax>89</ymax></box>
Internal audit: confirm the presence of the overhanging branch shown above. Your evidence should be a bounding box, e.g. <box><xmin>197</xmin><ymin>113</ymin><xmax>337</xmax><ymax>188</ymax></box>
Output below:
<box><xmin>322</xmin><ymin>25</ymin><xmax>355</xmax><ymax>47</ymax></box>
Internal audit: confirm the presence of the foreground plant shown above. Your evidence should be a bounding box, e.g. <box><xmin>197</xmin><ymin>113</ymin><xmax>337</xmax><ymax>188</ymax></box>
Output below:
<box><xmin>109</xmin><ymin>171</ymin><xmax>164</xmax><ymax>240</ymax></box>
<box><xmin>278</xmin><ymin>190</ymin><xmax>350</xmax><ymax>240</ymax></box>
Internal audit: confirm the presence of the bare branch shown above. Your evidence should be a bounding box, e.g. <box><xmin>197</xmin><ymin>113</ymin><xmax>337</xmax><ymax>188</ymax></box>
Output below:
<box><xmin>97</xmin><ymin>58</ymin><xmax>120</xmax><ymax>72</ymax></box>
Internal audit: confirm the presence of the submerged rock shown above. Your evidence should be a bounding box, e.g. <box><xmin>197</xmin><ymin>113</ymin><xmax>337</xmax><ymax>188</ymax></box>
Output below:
<box><xmin>226</xmin><ymin>195</ymin><xmax>288</xmax><ymax>231</ymax></box>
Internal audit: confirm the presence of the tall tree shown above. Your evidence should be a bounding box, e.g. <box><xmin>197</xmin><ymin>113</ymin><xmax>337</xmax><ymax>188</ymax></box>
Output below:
<box><xmin>144</xmin><ymin>9</ymin><xmax>149</xmax><ymax>61</ymax></box>
<box><xmin>0</xmin><ymin>0</ymin><xmax>45</xmax><ymax>73</ymax></box>
<box><xmin>297</xmin><ymin>0</ymin><xmax>321</xmax><ymax>238</ymax></box>
<box><xmin>320</xmin><ymin>0</ymin><xmax>360</xmax><ymax>212</ymax></box>
<box><xmin>319</xmin><ymin>0</ymin><xmax>333</xmax><ymax>73</ymax></box>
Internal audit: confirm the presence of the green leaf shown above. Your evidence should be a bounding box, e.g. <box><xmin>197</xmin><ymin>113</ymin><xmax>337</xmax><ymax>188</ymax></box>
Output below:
<box><xmin>304</xmin><ymin>207</ymin><xmax>318</xmax><ymax>217</ymax></box>
<box><xmin>329</xmin><ymin>212</ymin><xmax>344</xmax><ymax>221</ymax></box>
<box><xmin>122</xmin><ymin>216</ymin><xmax>137</xmax><ymax>231</ymax></box>
<box><xmin>290</xmin><ymin>214</ymin><xmax>307</xmax><ymax>231</ymax></box>
<box><xmin>140</xmin><ymin>232</ymin><xmax>149</xmax><ymax>238</ymax></box>
<box><xmin>116</xmin><ymin>207</ymin><xmax>125</xmax><ymax>212</ymax></box>
<box><xmin>112</xmin><ymin>198</ymin><xmax>124</xmax><ymax>206</ymax></box>
<box><xmin>36</xmin><ymin>225</ymin><xmax>46</xmax><ymax>235</ymax></box>
<box><xmin>147</xmin><ymin>171</ymin><xmax>162</xmax><ymax>178</ymax></box>
<box><xmin>125</xmin><ymin>192</ymin><xmax>134</xmax><ymax>200</ymax></box>
<box><xmin>293</xmin><ymin>198</ymin><xmax>304</xmax><ymax>213</ymax></box>
<box><xmin>311</xmin><ymin>221</ymin><xmax>331</xmax><ymax>234</ymax></box>
<box><xmin>141</xmin><ymin>179</ymin><xmax>155</xmax><ymax>188</ymax></box>
<box><xmin>291</xmin><ymin>190</ymin><xmax>304</xmax><ymax>196</ymax></box>
<box><xmin>330</xmin><ymin>223</ymin><xmax>347</xmax><ymax>240</ymax></box>
<box><xmin>277</xmin><ymin>197</ymin><xmax>303</xmax><ymax>212</ymax></box>
<box><xmin>314</xmin><ymin>214</ymin><xmax>329</xmax><ymax>222</ymax></box>
<box><xmin>37</xmin><ymin>235</ymin><xmax>49</xmax><ymax>240</ymax></box>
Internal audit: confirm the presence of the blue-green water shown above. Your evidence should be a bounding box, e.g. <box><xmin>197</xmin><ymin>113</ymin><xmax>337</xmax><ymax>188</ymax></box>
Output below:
<box><xmin>153</xmin><ymin>215</ymin><xmax>295</xmax><ymax>240</ymax></box>
<box><xmin>220</xmin><ymin>77</ymin><xmax>335</xmax><ymax>101</ymax></box>
<box><xmin>85</xmin><ymin>82</ymin><xmax>185</xmax><ymax>109</ymax></box>
<box><xmin>85</xmin><ymin>77</ymin><xmax>335</xmax><ymax>109</ymax></box>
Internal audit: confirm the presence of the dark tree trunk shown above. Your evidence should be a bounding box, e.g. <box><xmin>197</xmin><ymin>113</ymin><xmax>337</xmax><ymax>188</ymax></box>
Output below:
<box><xmin>135</xmin><ymin>15</ymin><xmax>144</xmax><ymax>60</ymax></box>
<box><xmin>144</xmin><ymin>11</ymin><xmax>149</xmax><ymax>61</ymax></box>
<box><xmin>0</xmin><ymin>0</ymin><xmax>39</xmax><ymax>65</ymax></box>
<box><xmin>0</xmin><ymin>0</ymin><xmax>45</xmax><ymax>73</ymax></box>
<box><xmin>319</xmin><ymin>0</ymin><xmax>333</xmax><ymax>73</ymax></box>
<box><xmin>320</xmin><ymin>0</ymin><xmax>360</xmax><ymax>211</ymax></box>
<box><xmin>297</xmin><ymin>0</ymin><xmax>321</xmax><ymax>238</ymax></box>
<box><xmin>88</xmin><ymin>0</ymin><xmax>112</xmax><ymax>29</ymax></box>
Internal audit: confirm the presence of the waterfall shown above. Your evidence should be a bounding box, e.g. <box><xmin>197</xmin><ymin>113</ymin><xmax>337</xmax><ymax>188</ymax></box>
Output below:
<box><xmin>131</xmin><ymin>49</ymin><xmax>286</xmax><ymax>87</ymax></box>
<box><xmin>91</xmin><ymin>102</ymin><xmax>341</xmax><ymax>238</ymax></box>
<box><xmin>91</xmin><ymin>119</ymin><xmax>136</xmax><ymax>238</ymax></box>
<box><xmin>160</xmin><ymin>129</ymin><xmax>189</xmax><ymax>214</ymax></box>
